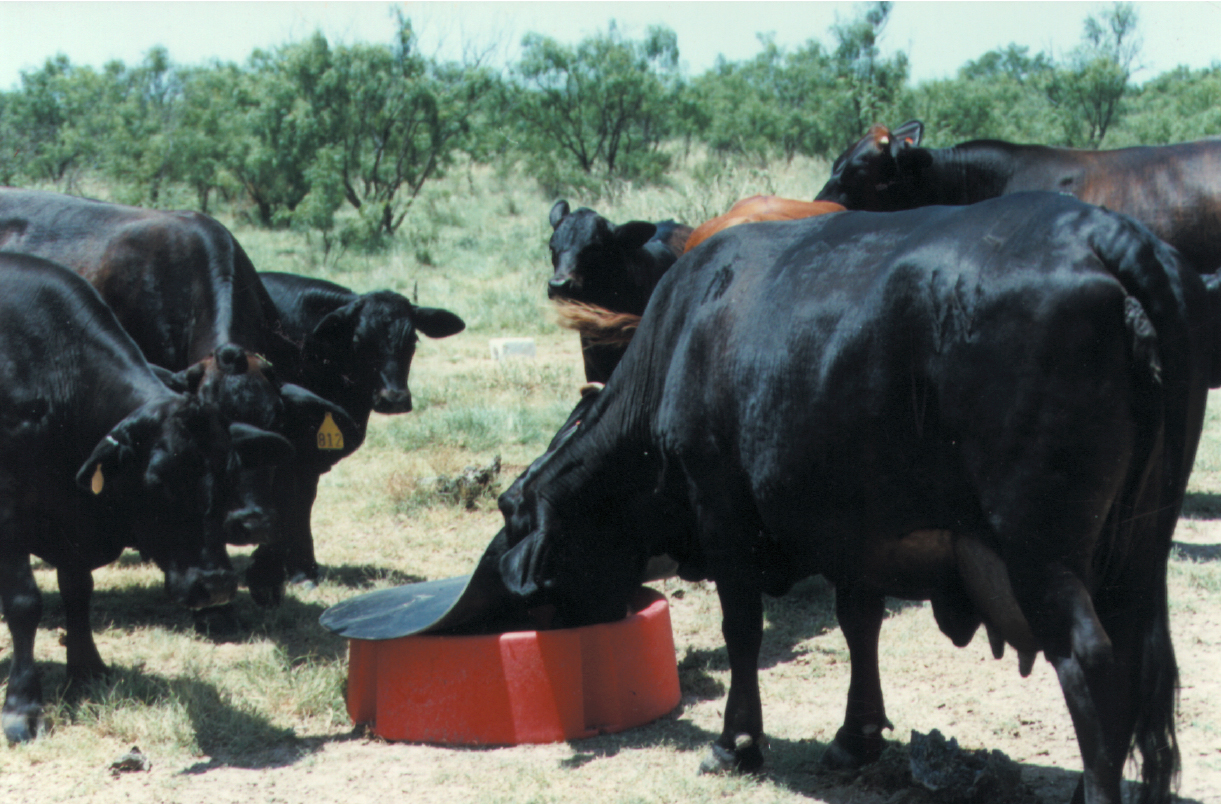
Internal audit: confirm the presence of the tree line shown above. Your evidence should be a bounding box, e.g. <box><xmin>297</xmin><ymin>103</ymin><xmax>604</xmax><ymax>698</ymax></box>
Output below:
<box><xmin>1</xmin><ymin>2</ymin><xmax>1218</xmax><ymax>248</ymax></box>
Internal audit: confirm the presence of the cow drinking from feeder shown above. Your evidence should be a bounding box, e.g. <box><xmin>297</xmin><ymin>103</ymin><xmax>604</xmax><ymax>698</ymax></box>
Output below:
<box><xmin>492</xmin><ymin>192</ymin><xmax>1215</xmax><ymax>804</ymax></box>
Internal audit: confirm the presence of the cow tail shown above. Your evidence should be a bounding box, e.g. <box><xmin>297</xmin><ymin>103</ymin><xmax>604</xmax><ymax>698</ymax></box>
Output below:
<box><xmin>1095</xmin><ymin>224</ymin><xmax>1184</xmax><ymax>804</ymax></box>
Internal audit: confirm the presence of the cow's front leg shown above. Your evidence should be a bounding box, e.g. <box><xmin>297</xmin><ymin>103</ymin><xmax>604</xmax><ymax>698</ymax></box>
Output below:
<box><xmin>1</xmin><ymin>552</ymin><xmax>45</xmax><ymax>742</ymax></box>
<box><xmin>276</xmin><ymin>466</ymin><xmax>320</xmax><ymax>586</ymax></box>
<box><xmin>822</xmin><ymin>584</ymin><xmax>892</xmax><ymax>768</ymax></box>
<box><xmin>246</xmin><ymin>543</ymin><xmax>287</xmax><ymax>607</ymax></box>
<box><xmin>57</xmin><ymin>564</ymin><xmax>107</xmax><ymax>682</ymax></box>
<box><xmin>700</xmin><ymin>573</ymin><xmax>765</xmax><ymax>773</ymax></box>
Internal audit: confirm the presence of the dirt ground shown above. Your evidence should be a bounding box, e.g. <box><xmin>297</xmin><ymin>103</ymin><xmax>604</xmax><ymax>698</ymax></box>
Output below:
<box><xmin>1</xmin><ymin>525</ymin><xmax>1216</xmax><ymax>804</ymax></box>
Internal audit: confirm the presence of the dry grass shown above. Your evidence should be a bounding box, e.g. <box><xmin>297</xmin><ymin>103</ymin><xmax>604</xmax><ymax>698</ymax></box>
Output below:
<box><xmin>2</xmin><ymin>161</ymin><xmax>1220</xmax><ymax>803</ymax></box>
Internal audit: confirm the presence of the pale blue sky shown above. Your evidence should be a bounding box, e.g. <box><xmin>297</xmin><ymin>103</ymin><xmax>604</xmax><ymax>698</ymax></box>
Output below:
<box><xmin>0</xmin><ymin>2</ymin><xmax>1218</xmax><ymax>90</ymax></box>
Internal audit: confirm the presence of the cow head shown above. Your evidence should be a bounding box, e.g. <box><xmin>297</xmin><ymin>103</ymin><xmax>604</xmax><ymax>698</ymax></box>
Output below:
<box><xmin>163</xmin><ymin>344</ymin><xmax>362</xmax><ymax>543</ymax></box>
<box><xmin>491</xmin><ymin>392</ymin><xmax>691</xmax><ymax>628</ymax></box>
<box><xmin>547</xmin><ymin>200</ymin><xmax>657</xmax><ymax>312</ymax></box>
<box><xmin>74</xmin><ymin>394</ymin><xmax>291</xmax><ymax>609</ymax></box>
<box><xmin>305</xmin><ymin>292</ymin><xmax>465</xmax><ymax>416</ymax></box>
<box><xmin>815</xmin><ymin>120</ymin><xmax>928</xmax><ymax>210</ymax></box>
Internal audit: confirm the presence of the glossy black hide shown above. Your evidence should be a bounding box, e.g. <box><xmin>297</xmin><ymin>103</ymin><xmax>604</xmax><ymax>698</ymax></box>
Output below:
<box><xmin>0</xmin><ymin>255</ymin><xmax>292</xmax><ymax>743</ymax></box>
<box><xmin>547</xmin><ymin>200</ymin><xmax>692</xmax><ymax>382</ymax></box>
<box><xmin>495</xmin><ymin>193</ymin><xmax>1216</xmax><ymax>804</ymax></box>
<box><xmin>257</xmin><ymin>271</ymin><xmax>464</xmax><ymax>589</ymax></box>
<box><xmin>0</xmin><ymin>188</ymin><xmax>360</xmax><ymax>608</ymax></box>
<box><xmin>816</xmin><ymin>120</ymin><xmax>1221</xmax><ymax>274</ymax></box>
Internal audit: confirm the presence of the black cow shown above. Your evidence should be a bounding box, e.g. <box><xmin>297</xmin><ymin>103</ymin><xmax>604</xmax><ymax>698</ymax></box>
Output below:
<box><xmin>815</xmin><ymin>120</ymin><xmax>1221</xmax><ymax>273</ymax></box>
<box><xmin>547</xmin><ymin>200</ymin><xmax>692</xmax><ymax>382</ymax></box>
<box><xmin>0</xmin><ymin>188</ymin><xmax>360</xmax><ymax>606</ymax></box>
<box><xmin>492</xmin><ymin>193</ymin><xmax>1215</xmax><ymax>804</ymax></box>
<box><xmin>0</xmin><ymin>254</ymin><xmax>294</xmax><ymax>742</ymax></box>
<box><xmin>256</xmin><ymin>271</ymin><xmax>465</xmax><ymax>587</ymax></box>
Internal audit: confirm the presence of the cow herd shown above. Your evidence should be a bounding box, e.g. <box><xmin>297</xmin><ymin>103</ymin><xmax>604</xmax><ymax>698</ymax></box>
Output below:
<box><xmin>2</xmin><ymin>121</ymin><xmax>1220</xmax><ymax>804</ymax></box>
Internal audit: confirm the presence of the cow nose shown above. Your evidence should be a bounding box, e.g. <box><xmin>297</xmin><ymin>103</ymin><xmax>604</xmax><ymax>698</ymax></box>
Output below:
<box><xmin>373</xmin><ymin>388</ymin><xmax>412</xmax><ymax>414</ymax></box>
<box><xmin>224</xmin><ymin>507</ymin><xmax>275</xmax><ymax>545</ymax></box>
<box><xmin>548</xmin><ymin>277</ymin><xmax>574</xmax><ymax>298</ymax></box>
<box><xmin>166</xmin><ymin>566</ymin><xmax>238</xmax><ymax>610</ymax></box>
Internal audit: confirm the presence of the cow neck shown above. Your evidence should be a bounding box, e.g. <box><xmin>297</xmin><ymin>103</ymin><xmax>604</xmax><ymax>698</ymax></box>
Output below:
<box><xmin>928</xmin><ymin>142</ymin><xmax>1025</xmax><ymax>206</ymax></box>
<box><xmin>535</xmin><ymin>385</ymin><xmax>657</xmax><ymax>515</ymax></box>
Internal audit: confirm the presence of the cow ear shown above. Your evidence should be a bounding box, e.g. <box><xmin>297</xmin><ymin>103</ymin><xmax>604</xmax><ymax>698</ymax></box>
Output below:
<box><xmin>150</xmin><ymin>365</ymin><xmax>187</xmax><ymax>391</ymax></box>
<box><xmin>891</xmin><ymin>120</ymin><xmax>923</xmax><ymax>153</ymax></box>
<box><xmin>278</xmin><ymin>383</ymin><xmax>361</xmax><ymax>465</ymax></box>
<box><xmin>229</xmin><ymin>422</ymin><xmax>295</xmax><ymax>469</ymax></box>
<box><xmin>310</xmin><ymin>302</ymin><xmax>362</xmax><ymax>354</ymax></box>
<box><xmin>413</xmin><ymin>306</ymin><xmax>466</xmax><ymax>339</ymax></box>
<box><xmin>614</xmin><ymin>221</ymin><xmax>657</xmax><ymax>252</ymax></box>
<box><xmin>499</xmin><ymin>530</ymin><xmax>547</xmax><ymax>598</ymax></box>
<box><xmin>167</xmin><ymin>362</ymin><xmax>207</xmax><ymax>394</ymax></box>
<box><xmin>549</xmin><ymin>200</ymin><xmax>571</xmax><ymax>230</ymax></box>
<box><xmin>75</xmin><ymin>423</ymin><xmax>139</xmax><ymax>493</ymax></box>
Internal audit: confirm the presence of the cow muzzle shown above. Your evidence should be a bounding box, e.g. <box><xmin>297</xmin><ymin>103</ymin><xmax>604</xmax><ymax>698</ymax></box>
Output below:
<box><xmin>373</xmin><ymin>388</ymin><xmax>412</xmax><ymax>414</ymax></box>
<box><xmin>547</xmin><ymin>276</ymin><xmax>578</xmax><ymax>299</ymax></box>
<box><xmin>224</xmin><ymin>506</ymin><xmax>276</xmax><ymax>545</ymax></box>
<box><xmin>165</xmin><ymin>564</ymin><xmax>238</xmax><ymax>610</ymax></box>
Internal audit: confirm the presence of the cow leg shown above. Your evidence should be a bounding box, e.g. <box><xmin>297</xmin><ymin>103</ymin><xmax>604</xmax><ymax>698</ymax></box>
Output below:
<box><xmin>246</xmin><ymin>544</ymin><xmax>287</xmax><ymax>607</ymax></box>
<box><xmin>1016</xmin><ymin>564</ymin><xmax>1125</xmax><ymax>804</ymax></box>
<box><xmin>57</xmin><ymin>564</ymin><xmax>107</xmax><ymax>682</ymax></box>
<box><xmin>0</xmin><ymin>553</ymin><xmax>44</xmax><ymax>742</ymax></box>
<box><xmin>821</xmin><ymin>585</ymin><xmax>892</xmax><ymax>768</ymax></box>
<box><xmin>687</xmin><ymin>466</ymin><xmax>766</xmax><ymax>774</ymax></box>
<box><xmin>699</xmin><ymin>572</ymin><xmax>765</xmax><ymax>774</ymax></box>
<box><xmin>279</xmin><ymin>467</ymin><xmax>321</xmax><ymax>585</ymax></box>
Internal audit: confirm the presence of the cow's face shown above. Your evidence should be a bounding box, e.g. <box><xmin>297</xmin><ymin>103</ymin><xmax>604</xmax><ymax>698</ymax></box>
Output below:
<box><xmin>815</xmin><ymin>121</ymin><xmax>926</xmax><ymax>211</ymax></box>
<box><xmin>547</xmin><ymin>200</ymin><xmax>656</xmax><ymax>310</ymax></box>
<box><xmin>493</xmin><ymin>395</ymin><xmax>681</xmax><ymax>628</ymax></box>
<box><xmin>75</xmin><ymin>395</ymin><xmax>288</xmax><ymax>609</ymax></box>
<box><xmin>168</xmin><ymin>345</ymin><xmax>289</xmax><ymax>544</ymax></box>
<box><xmin>308</xmin><ymin>292</ymin><xmax>465</xmax><ymax>415</ymax></box>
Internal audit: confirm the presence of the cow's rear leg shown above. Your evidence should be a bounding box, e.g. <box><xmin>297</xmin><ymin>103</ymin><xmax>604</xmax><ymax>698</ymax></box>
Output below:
<box><xmin>821</xmin><ymin>585</ymin><xmax>892</xmax><ymax>768</ymax></box>
<box><xmin>0</xmin><ymin>553</ymin><xmax>45</xmax><ymax>742</ymax></box>
<box><xmin>1020</xmin><ymin>565</ymin><xmax>1126</xmax><ymax>804</ymax></box>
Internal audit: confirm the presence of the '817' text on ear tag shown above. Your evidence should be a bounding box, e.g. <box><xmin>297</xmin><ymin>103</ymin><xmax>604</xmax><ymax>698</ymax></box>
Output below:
<box><xmin>91</xmin><ymin>464</ymin><xmax>104</xmax><ymax>495</ymax></box>
<box><xmin>317</xmin><ymin>411</ymin><xmax>344</xmax><ymax>451</ymax></box>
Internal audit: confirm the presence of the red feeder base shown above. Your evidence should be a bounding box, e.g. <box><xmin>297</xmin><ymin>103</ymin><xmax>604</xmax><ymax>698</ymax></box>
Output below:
<box><xmin>345</xmin><ymin>586</ymin><xmax>681</xmax><ymax>745</ymax></box>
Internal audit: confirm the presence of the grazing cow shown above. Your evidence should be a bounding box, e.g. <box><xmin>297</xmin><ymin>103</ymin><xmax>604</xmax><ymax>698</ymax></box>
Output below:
<box><xmin>491</xmin><ymin>193</ymin><xmax>1215</xmax><ymax>804</ymax></box>
<box><xmin>0</xmin><ymin>254</ymin><xmax>294</xmax><ymax>742</ymax></box>
<box><xmin>0</xmin><ymin>188</ymin><xmax>360</xmax><ymax>606</ymax></box>
<box><xmin>256</xmin><ymin>271</ymin><xmax>466</xmax><ymax>586</ymax></box>
<box><xmin>682</xmin><ymin>195</ymin><xmax>846</xmax><ymax>253</ymax></box>
<box><xmin>547</xmin><ymin>200</ymin><xmax>692</xmax><ymax>382</ymax></box>
<box><xmin>815</xmin><ymin>120</ymin><xmax>1221</xmax><ymax>273</ymax></box>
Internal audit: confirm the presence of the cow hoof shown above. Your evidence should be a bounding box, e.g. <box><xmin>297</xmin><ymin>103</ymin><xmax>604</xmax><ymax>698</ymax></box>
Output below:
<box><xmin>819</xmin><ymin>739</ymin><xmax>864</xmax><ymax>769</ymax></box>
<box><xmin>3</xmin><ymin>707</ymin><xmax>45</xmax><ymax>743</ymax></box>
<box><xmin>193</xmin><ymin>605</ymin><xmax>244</xmax><ymax>638</ymax></box>
<box><xmin>820</xmin><ymin>727</ymin><xmax>887</xmax><ymax>769</ymax></box>
<box><xmin>286</xmin><ymin>571</ymin><xmax>318</xmax><ymax>590</ymax></box>
<box><xmin>699</xmin><ymin>743</ymin><xmax>736</xmax><ymax>774</ymax></box>
<box><xmin>248</xmin><ymin>581</ymin><xmax>284</xmax><ymax>608</ymax></box>
<box><xmin>698</xmin><ymin>736</ymin><xmax>763</xmax><ymax>774</ymax></box>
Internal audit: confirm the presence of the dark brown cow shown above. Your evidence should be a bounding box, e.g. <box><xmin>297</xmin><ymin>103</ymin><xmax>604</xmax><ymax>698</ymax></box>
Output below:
<box><xmin>816</xmin><ymin>120</ymin><xmax>1221</xmax><ymax>273</ymax></box>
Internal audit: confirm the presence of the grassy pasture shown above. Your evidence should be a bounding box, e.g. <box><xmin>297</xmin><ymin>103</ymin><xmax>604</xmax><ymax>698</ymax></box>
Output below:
<box><xmin>1</xmin><ymin>158</ymin><xmax>1220</xmax><ymax>803</ymax></box>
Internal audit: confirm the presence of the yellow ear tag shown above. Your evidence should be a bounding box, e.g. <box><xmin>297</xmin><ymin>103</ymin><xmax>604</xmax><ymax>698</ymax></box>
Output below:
<box><xmin>91</xmin><ymin>464</ymin><xmax>104</xmax><ymax>495</ymax></box>
<box><xmin>317</xmin><ymin>411</ymin><xmax>344</xmax><ymax>451</ymax></box>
